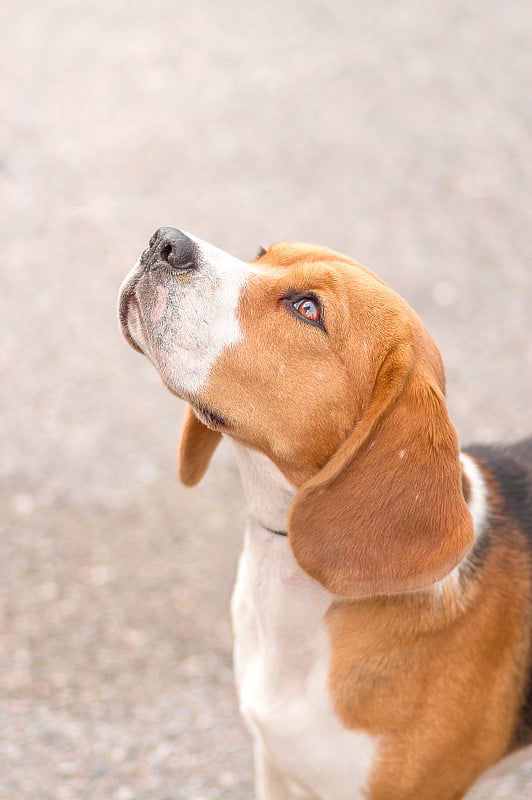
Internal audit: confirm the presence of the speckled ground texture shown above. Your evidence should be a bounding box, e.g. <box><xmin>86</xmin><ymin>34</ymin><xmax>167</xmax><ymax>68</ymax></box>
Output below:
<box><xmin>2</xmin><ymin>0</ymin><xmax>532</xmax><ymax>797</ymax></box>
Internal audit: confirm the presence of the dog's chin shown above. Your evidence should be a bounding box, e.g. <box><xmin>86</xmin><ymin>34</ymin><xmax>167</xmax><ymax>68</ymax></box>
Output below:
<box><xmin>156</xmin><ymin>374</ymin><xmax>226</xmax><ymax>431</ymax></box>
<box><xmin>191</xmin><ymin>401</ymin><xmax>227</xmax><ymax>430</ymax></box>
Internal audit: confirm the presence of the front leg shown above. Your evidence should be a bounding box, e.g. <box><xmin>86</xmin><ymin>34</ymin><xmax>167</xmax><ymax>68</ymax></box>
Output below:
<box><xmin>254</xmin><ymin>741</ymin><xmax>318</xmax><ymax>800</ymax></box>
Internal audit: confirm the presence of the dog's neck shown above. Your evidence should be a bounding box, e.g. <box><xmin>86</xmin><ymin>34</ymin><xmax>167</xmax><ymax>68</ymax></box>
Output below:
<box><xmin>230</xmin><ymin>442</ymin><xmax>488</xmax><ymax>606</ymax></box>
<box><xmin>230</xmin><ymin>442</ymin><xmax>295</xmax><ymax>536</ymax></box>
<box><xmin>230</xmin><ymin>440</ymin><xmax>334</xmax><ymax>641</ymax></box>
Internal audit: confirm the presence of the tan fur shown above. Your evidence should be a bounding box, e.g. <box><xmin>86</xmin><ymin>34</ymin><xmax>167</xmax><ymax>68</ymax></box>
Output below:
<box><xmin>325</xmin><ymin>499</ymin><xmax>530</xmax><ymax>799</ymax></box>
<box><xmin>179</xmin><ymin>405</ymin><xmax>221</xmax><ymax>486</ymax></box>
<box><xmin>198</xmin><ymin>246</ymin><xmax>425</xmax><ymax>480</ymax></box>
<box><xmin>289</xmin><ymin>350</ymin><xmax>473</xmax><ymax>597</ymax></box>
<box><xmin>191</xmin><ymin>245</ymin><xmax>472</xmax><ymax>596</ymax></box>
<box><xmin>174</xmin><ymin>241</ymin><xmax>531</xmax><ymax>799</ymax></box>
<box><xmin>201</xmin><ymin>250</ymin><xmax>361</xmax><ymax>483</ymax></box>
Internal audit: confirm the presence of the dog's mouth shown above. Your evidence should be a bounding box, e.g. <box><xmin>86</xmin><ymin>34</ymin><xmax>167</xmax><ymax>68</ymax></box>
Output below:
<box><xmin>118</xmin><ymin>266</ymin><xmax>146</xmax><ymax>354</ymax></box>
<box><xmin>119</xmin><ymin>229</ymin><xmax>196</xmax><ymax>355</ymax></box>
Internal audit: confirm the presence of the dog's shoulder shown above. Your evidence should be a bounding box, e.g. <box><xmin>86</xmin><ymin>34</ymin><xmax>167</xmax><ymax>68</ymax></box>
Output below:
<box><xmin>465</xmin><ymin>437</ymin><xmax>532</xmax><ymax>545</ymax></box>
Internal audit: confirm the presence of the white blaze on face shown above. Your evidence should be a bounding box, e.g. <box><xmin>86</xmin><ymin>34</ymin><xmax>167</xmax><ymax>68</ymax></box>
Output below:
<box><xmin>170</xmin><ymin>232</ymin><xmax>252</xmax><ymax>396</ymax></box>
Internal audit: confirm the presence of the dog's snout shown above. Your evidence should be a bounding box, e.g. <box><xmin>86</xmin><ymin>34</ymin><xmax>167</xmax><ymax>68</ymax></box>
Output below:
<box><xmin>147</xmin><ymin>227</ymin><xmax>197</xmax><ymax>271</ymax></box>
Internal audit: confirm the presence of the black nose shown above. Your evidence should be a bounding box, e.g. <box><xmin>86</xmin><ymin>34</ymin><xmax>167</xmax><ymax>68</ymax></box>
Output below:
<box><xmin>147</xmin><ymin>227</ymin><xmax>197</xmax><ymax>271</ymax></box>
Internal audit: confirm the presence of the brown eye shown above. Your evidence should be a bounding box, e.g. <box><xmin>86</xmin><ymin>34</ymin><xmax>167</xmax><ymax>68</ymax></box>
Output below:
<box><xmin>293</xmin><ymin>297</ymin><xmax>321</xmax><ymax>323</ymax></box>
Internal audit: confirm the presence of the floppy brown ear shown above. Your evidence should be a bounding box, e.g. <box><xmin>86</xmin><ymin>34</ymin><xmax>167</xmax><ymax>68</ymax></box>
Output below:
<box><xmin>288</xmin><ymin>346</ymin><xmax>474</xmax><ymax>597</ymax></box>
<box><xmin>178</xmin><ymin>405</ymin><xmax>222</xmax><ymax>486</ymax></box>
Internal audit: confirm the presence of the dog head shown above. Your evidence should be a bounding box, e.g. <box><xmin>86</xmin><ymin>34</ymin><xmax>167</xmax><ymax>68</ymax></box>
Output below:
<box><xmin>119</xmin><ymin>228</ymin><xmax>473</xmax><ymax>597</ymax></box>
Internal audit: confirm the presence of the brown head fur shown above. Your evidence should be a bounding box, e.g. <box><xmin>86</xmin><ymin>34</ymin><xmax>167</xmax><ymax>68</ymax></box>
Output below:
<box><xmin>179</xmin><ymin>242</ymin><xmax>474</xmax><ymax>596</ymax></box>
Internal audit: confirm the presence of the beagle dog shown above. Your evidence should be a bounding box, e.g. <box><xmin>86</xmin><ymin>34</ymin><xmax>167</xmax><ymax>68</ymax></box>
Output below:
<box><xmin>118</xmin><ymin>229</ymin><xmax>532</xmax><ymax>800</ymax></box>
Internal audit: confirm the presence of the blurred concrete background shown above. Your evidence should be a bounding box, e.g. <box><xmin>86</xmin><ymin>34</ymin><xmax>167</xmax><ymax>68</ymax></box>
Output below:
<box><xmin>1</xmin><ymin>0</ymin><xmax>531</xmax><ymax>797</ymax></box>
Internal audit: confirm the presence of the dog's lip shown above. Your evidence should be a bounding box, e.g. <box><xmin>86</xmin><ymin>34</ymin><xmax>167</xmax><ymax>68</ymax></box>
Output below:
<box><xmin>118</xmin><ymin>273</ymin><xmax>144</xmax><ymax>354</ymax></box>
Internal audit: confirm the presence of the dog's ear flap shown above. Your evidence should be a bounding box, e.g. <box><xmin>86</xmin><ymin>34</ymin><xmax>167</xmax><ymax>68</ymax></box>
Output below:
<box><xmin>178</xmin><ymin>405</ymin><xmax>222</xmax><ymax>486</ymax></box>
<box><xmin>288</xmin><ymin>346</ymin><xmax>474</xmax><ymax>598</ymax></box>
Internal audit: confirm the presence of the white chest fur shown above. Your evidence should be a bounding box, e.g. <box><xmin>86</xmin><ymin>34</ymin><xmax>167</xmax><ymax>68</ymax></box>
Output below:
<box><xmin>230</xmin><ymin>445</ymin><xmax>378</xmax><ymax>800</ymax></box>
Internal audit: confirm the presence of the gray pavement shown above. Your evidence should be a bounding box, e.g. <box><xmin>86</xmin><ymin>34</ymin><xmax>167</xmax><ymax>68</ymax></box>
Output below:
<box><xmin>1</xmin><ymin>0</ymin><xmax>531</xmax><ymax>797</ymax></box>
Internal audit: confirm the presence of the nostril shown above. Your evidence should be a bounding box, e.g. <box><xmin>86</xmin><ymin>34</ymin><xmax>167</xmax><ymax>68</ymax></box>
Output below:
<box><xmin>146</xmin><ymin>228</ymin><xmax>196</xmax><ymax>272</ymax></box>
<box><xmin>160</xmin><ymin>242</ymin><xmax>172</xmax><ymax>262</ymax></box>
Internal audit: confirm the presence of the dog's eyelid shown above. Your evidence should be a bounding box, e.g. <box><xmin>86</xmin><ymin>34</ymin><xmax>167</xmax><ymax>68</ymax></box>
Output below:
<box><xmin>281</xmin><ymin>290</ymin><xmax>327</xmax><ymax>332</ymax></box>
<box><xmin>294</xmin><ymin>297</ymin><xmax>321</xmax><ymax>323</ymax></box>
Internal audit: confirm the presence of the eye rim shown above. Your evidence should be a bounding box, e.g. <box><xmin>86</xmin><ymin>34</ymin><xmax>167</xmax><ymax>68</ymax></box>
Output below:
<box><xmin>282</xmin><ymin>291</ymin><xmax>326</xmax><ymax>331</ymax></box>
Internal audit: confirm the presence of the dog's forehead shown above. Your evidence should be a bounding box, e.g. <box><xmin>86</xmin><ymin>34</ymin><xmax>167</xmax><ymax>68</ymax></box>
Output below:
<box><xmin>255</xmin><ymin>241</ymin><xmax>359</xmax><ymax>268</ymax></box>
<box><xmin>183</xmin><ymin>235</ymin><xmax>407</xmax><ymax>345</ymax></box>
<box><xmin>255</xmin><ymin>242</ymin><xmax>388</xmax><ymax>287</ymax></box>
<box><xmin>185</xmin><ymin>235</ymin><xmax>382</xmax><ymax>298</ymax></box>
